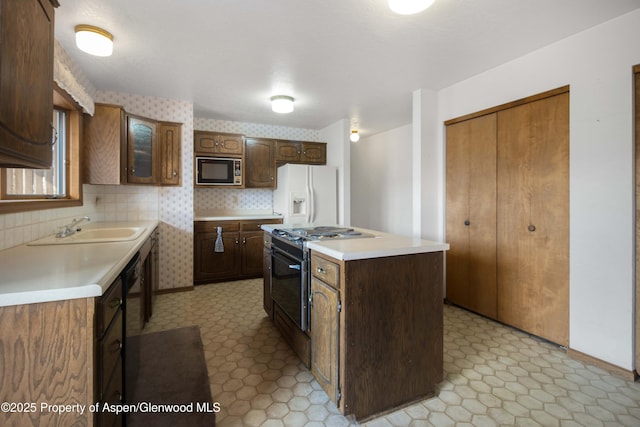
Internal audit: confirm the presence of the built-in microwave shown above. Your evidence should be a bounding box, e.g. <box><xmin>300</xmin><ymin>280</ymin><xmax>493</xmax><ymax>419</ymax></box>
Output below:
<box><xmin>195</xmin><ymin>156</ymin><xmax>242</xmax><ymax>186</ymax></box>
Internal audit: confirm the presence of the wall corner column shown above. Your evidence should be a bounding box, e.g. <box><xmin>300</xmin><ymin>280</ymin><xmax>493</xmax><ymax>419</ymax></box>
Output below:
<box><xmin>413</xmin><ymin>89</ymin><xmax>443</xmax><ymax>241</ymax></box>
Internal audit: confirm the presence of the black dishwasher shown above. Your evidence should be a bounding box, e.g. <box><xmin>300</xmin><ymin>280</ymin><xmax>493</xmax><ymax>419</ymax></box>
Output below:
<box><xmin>122</xmin><ymin>252</ymin><xmax>141</xmax><ymax>404</ymax></box>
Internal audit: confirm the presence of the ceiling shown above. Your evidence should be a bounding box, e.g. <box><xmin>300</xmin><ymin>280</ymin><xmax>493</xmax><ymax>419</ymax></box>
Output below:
<box><xmin>54</xmin><ymin>0</ymin><xmax>640</xmax><ymax>138</ymax></box>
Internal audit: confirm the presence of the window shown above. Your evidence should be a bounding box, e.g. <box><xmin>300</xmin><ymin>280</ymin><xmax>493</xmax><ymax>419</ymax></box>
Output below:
<box><xmin>0</xmin><ymin>86</ymin><xmax>83</xmax><ymax>213</ymax></box>
<box><xmin>4</xmin><ymin>109</ymin><xmax>67</xmax><ymax>198</ymax></box>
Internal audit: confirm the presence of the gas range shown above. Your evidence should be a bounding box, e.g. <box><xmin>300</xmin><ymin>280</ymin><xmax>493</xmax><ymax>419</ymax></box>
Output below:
<box><xmin>271</xmin><ymin>226</ymin><xmax>375</xmax><ymax>248</ymax></box>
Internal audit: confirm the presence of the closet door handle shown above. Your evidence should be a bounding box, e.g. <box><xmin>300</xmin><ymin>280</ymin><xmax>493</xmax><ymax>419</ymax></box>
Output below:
<box><xmin>528</xmin><ymin>224</ymin><xmax>536</xmax><ymax>232</ymax></box>
<box><xmin>464</xmin><ymin>220</ymin><xmax>470</xmax><ymax>226</ymax></box>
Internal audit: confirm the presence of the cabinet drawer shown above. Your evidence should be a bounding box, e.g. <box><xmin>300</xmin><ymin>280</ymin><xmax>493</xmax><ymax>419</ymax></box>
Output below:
<box><xmin>273</xmin><ymin>304</ymin><xmax>310</xmax><ymax>368</ymax></box>
<box><xmin>311</xmin><ymin>256</ymin><xmax>340</xmax><ymax>289</ymax></box>
<box><xmin>240</xmin><ymin>218</ymin><xmax>282</xmax><ymax>231</ymax></box>
<box><xmin>96</xmin><ymin>277</ymin><xmax>123</xmax><ymax>338</ymax></box>
<box><xmin>98</xmin><ymin>357</ymin><xmax>123</xmax><ymax>427</ymax></box>
<box><xmin>99</xmin><ymin>311</ymin><xmax>123</xmax><ymax>391</ymax></box>
<box><xmin>194</xmin><ymin>221</ymin><xmax>240</xmax><ymax>233</ymax></box>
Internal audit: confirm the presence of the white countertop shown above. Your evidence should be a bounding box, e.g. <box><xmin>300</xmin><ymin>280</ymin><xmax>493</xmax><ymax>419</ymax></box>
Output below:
<box><xmin>261</xmin><ymin>224</ymin><xmax>449</xmax><ymax>261</ymax></box>
<box><xmin>0</xmin><ymin>220</ymin><xmax>159</xmax><ymax>307</ymax></box>
<box><xmin>194</xmin><ymin>209</ymin><xmax>283</xmax><ymax>221</ymax></box>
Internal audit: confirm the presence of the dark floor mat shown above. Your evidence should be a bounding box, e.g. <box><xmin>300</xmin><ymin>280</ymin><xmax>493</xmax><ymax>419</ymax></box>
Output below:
<box><xmin>127</xmin><ymin>326</ymin><xmax>216</xmax><ymax>427</ymax></box>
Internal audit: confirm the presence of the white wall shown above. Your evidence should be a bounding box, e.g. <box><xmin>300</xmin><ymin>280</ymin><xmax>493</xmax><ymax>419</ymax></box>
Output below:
<box><xmin>351</xmin><ymin>124</ymin><xmax>413</xmax><ymax>236</ymax></box>
<box><xmin>416</xmin><ymin>89</ymin><xmax>442</xmax><ymax>242</ymax></box>
<box><xmin>320</xmin><ymin>119</ymin><xmax>351</xmax><ymax>225</ymax></box>
<box><xmin>433</xmin><ymin>9</ymin><xmax>640</xmax><ymax>370</ymax></box>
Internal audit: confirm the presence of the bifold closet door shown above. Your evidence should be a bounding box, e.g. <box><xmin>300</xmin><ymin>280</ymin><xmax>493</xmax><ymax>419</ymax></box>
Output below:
<box><xmin>446</xmin><ymin>113</ymin><xmax>497</xmax><ymax>318</ymax></box>
<box><xmin>634</xmin><ymin>67</ymin><xmax>639</xmax><ymax>373</ymax></box>
<box><xmin>497</xmin><ymin>92</ymin><xmax>569</xmax><ymax>346</ymax></box>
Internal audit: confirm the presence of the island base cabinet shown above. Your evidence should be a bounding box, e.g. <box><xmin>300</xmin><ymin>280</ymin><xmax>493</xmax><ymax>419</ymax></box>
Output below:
<box><xmin>341</xmin><ymin>252</ymin><xmax>443</xmax><ymax>420</ymax></box>
<box><xmin>306</xmin><ymin>250</ymin><xmax>444</xmax><ymax>421</ymax></box>
<box><xmin>310</xmin><ymin>276</ymin><xmax>340</xmax><ymax>404</ymax></box>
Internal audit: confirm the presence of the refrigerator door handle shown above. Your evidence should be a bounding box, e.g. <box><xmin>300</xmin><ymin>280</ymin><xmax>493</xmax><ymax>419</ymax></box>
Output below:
<box><xmin>306</xmin><ymin>166</ymin><xmax>313</xmax><ymax>223</ymax></box>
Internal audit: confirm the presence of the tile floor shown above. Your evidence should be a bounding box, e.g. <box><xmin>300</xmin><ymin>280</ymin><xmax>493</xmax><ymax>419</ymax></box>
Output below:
<box><xmin>142</xmin><ymin>279</ymin><xmax>640</xmax><ymax>426</ymax></box>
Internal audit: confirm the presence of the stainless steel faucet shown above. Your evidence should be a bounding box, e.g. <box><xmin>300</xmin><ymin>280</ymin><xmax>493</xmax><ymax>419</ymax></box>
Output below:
<box><xmin>56</xmin><ymin>216</ymin><xmax>91</xmax><ymax>238</ymax></box>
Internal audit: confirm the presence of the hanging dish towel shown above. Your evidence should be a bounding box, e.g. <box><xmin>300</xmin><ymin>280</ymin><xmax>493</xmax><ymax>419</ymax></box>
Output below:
<box><xmin>214</xmin><ymin>226</ymin><xmax>224</xmax><ymax>252</ymax></box>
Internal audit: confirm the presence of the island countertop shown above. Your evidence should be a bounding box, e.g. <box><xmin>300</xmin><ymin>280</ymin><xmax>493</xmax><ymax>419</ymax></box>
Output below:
<box><xmin>261</xmin><ymin>224</ymin><xmax>449</xmax><ymax>261</ymax></box>
<box><xmin>0</xmin><ymin>220</ymin><xmax>159</xmax><ymax>307</ymax></box>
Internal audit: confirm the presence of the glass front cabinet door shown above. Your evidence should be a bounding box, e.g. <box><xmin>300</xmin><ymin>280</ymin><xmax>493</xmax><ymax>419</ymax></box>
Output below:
<box><xmin>127</xmin><ymin>115</ymin><xmax>158</xmax><ymax>184</ymax></box>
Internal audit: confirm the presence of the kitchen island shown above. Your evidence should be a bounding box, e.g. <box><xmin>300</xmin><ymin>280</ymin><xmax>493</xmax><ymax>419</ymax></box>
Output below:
<box><xmin>263</xmin><ymin>225</ymin><xmax>449</xmax><ymax>421</ymax></box>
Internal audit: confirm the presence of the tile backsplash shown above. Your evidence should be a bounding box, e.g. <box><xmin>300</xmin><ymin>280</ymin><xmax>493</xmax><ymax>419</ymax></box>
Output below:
<box><xmin>0</xmin><ymin>184</ymin><xmax>159</xmax><ymax>251</ymax></box>
<box><xmin>194</xmin><ymin>188</ymin><xmax>273</xmax><ymax>211</ymax></box>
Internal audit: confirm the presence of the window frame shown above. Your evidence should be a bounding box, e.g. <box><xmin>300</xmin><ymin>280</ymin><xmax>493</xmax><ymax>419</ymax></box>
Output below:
<box><xmin>0</xmin><ymin>84</ymin><xmax>83</xmax><ymax>213</ymax></box>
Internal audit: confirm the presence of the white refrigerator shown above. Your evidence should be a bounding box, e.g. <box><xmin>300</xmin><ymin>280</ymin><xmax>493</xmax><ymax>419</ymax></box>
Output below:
<box><xmin>273</xmin><ymin>164</ymin><xmax>337</xmax><ymax>225</ymax></box>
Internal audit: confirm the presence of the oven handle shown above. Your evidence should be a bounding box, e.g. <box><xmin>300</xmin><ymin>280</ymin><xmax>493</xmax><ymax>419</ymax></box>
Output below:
<box><xmin>271</xmin><ymin>245</ymin><xmax>304</xmax><ymax>264</ymax></box>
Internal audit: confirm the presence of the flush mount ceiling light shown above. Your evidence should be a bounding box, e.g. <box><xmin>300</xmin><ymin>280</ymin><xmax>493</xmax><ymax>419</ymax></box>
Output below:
<box><xmin>350</xmin><ymin>130</ymin><xmax>360</xmax><ymax>142</ymax></box>
<box><xmin>74</xmin><ymin>25</ymin><xmax>113</xmax><ymax>56</ymax></box>
<box><xmin>388</xmin><ymin>0</ymin><xmax>435</xmax><ymax>15</ymax></box>
<box><xmin>270</xmin><ymin>95</ymin><xmax>295</xmax><ymax>113</ymax></box>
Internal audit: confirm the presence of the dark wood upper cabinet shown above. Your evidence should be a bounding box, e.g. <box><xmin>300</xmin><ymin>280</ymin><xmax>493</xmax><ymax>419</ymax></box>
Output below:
<box><xmin>83</xmin><ymin>103</ymin><xmax>181</xmax><ymax>186</ymax></box>
<box><xmin>0</xmin><ymin>0</ymin><xmax>59</xmax><ymax>168</ymax></box>
<box><xmin>158</xmin><ymin>122</ymin><xmax>182</xmax><ymax>186</ymax></box>
<box><xmin>245</xmin><ymin>138</ymin><xmax>276</xmax><ymax>188</ymax></box>
<box><xmin>275</xmin><ymin>140</ymin><xmax>326</xmax><ymax>165</ymax></box>
<box><xmin>127</xmin><ymin>115</ymin><xmax>158</xmax><ymax>185</ymax></box>
<box><xmin>194</xmin><ymin>131</ymin><xmax>243</xmax><ymax>156</ymax></box>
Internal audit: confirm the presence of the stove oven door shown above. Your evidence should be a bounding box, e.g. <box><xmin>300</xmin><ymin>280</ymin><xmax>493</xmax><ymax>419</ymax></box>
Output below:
<box><xmin>270</xmin><ymin>246</ymin><xmax>308</xmax><ymax>331</ymax></box>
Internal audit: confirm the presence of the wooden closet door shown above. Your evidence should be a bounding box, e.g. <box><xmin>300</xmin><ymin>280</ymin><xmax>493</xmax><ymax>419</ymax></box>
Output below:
<box><xmin>497</xmin><ymin>92</ymin><xmax>569</xmax><ymax>346</ymax></box>
<box><xmin>634</xmin><ymin>66</ymin><xmax>639</xmax><ymax>374</ymax></box>
<box><xmin>446</xmin><ymin>113</ymin><xmax>497</xmax><ymax>318</ymax></box>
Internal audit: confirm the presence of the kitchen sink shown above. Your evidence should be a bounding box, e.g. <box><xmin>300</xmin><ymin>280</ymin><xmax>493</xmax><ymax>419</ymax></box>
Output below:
<box><xmin>28</xmin><ymin>227</ymin><xmax>147</xmax><ymax>245</ymax></box>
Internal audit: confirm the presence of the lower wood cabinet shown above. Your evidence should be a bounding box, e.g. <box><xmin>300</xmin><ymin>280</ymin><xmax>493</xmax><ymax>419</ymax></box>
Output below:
<box><xmin>0</xmin><ymin>298</ymin><xmax>94</xmax><ymax>426</ymax></box>
<box><xmin>270</xmin><ymin>250</ymin><xmax>444</xmax><ymax>421</ymax></box>
<box><xmin>140</xmin><ymin>227</ymin><xmax>159</xmax><ymax>323</ymax></box>
<box><xmin>263</xmin><ymin>232</ymin><xmax>273</xmax><ymax>318</ymax></box>
<box><xmin>96</xmin><ymin>277</ymin><xmax>124</xmax><ymax>427</ymax></box>
<box><xmin>194</xmin><ymin>219</ymin><xmax>282</xmax><ymax>284</ymax></box>
<box><xmin>309</xmin><ymin>257</ymin><xmax>340</xmax><ymax>404</ymax></box>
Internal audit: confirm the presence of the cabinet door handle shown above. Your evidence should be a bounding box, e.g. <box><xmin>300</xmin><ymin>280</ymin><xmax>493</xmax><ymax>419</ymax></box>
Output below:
<box><xmin>109</xmin><ymin>298</ymin><xmax>122</xmax><ymax>309</ymax></box>
<box><xmin>242</xmin><ymin>237</ymin><xmax>246</xmax><ymax>244</ymax></box>
<box><xmin>235</xmin><ymin>239</ymin><xmax>239</xmax><ymax>244</ymax></box>
<box><xmin>130</xmin><ymin>168</ymin><xmax>136</xmax><ymax>175</ymax></box>
<box><xmin>464</xmin><ymin>220</ymin><xmax>470</xmax><ymax>226</ymax></box>
<box><xmin>110</xmin><ymin>339</ymin><xmax>122</xmax><ymax>353</ymax></box>
<box><xmin>316</xmin><ymin>267</ymin><xmax>326</xmax><ymax>274</ymax></box>
<box><xmin>528</xmin><ymin>224</ymin><xmax>536</xmax><ymax>232</ymax></box>
<box><xmin>172</xmin><ymin>170</ymin><xmax>178</xmax><ymax>177</ymax></box>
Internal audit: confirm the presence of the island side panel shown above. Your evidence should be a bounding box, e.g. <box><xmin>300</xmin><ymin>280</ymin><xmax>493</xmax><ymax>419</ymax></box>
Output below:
<box><xmin>342</xmin><ymin>251</ymin><xmax>443</xmax><ymax>420</ymax></box>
